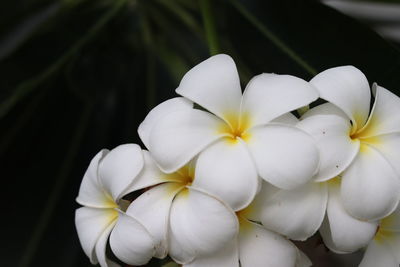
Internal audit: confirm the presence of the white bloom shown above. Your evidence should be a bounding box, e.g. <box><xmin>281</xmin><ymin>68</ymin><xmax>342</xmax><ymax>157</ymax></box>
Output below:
<box><xmin>185</xmin><ymin>187</ymin><xmax>312</xmax><ymax>267</ymax></box>
<box><xmin>75</xmin><ymin>144</ymin><xmax>156</xmax><ymax>267</ymax></box>
<box><xmin>139</xmin><ymin>54</ymin><xmax>319</xmax><ymax>211</ymax></box>
<box><xmin>123</xmin><ymin>150</ymin><xmax>238</xmax><ymax>265</ymax></box>
<box><xmin>297</xmin><ymin>66</ymin><xmax>400</xmax><ymax>220</ymax></box>
<box><xmin>252</xmin><ymin>178</ymin><xmax>377</xmax><ymax>254</ymax></box>
<box><xmin>250</xmin><ymin>114</ymin><xmax>377</xmax><ymax>252</ymax></box>
<box><xmin>359</xmin><ymin>207</ymin><xmax>400</xmax><ymax>267</ymax></box>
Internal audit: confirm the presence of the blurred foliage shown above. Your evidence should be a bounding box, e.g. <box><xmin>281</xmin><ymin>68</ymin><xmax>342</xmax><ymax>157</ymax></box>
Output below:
<box><xmin>1</xmin><ymin>0</ymin><xmax>400</xmax><ymax>266</ymax></box>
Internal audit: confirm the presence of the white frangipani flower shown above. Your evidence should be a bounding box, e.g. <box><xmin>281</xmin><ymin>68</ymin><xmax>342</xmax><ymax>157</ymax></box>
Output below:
<box><xmin>139</xmin><ymin>54</ymin><xmax>319</xmax><ymax>211</ymax></box>
<box><xmin>185</xmin><ymin>186</ymin><xmax>312</xmax><ymax>267</ymax></box>
<box><xmin>359</xmin><ymin>207</ymin><xmax>400</xmax><ymax>267</ymax></box>
<box><xmin>252</xmin><ymin>178</ymin><xmax>377</xmax><ymax>253</ymax></box>
<box><xmin>297</xmin><ymin>66</ymin><xmax>400</xmax><ymax>220</ymax></box>
<box><xmin>122</xmin><ymin>151</ymin><xmax>238</xmax><ymax>265</ymax></box>
<box><xmin>75</xmin><ymin>144</ymin><xmax>156</xmax><ymax>267</ymax></box>
<box><xmin>250</xmin><ymin>113</ymin><xmax>377</xmax><ymax>252</ymax></box>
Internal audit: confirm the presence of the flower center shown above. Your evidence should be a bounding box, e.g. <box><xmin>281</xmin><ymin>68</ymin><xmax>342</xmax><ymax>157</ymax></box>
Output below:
<box><xmin>374</xmin><ymin>226</ymin><xmax>394</xmax><ymax>243</ymax></box>
<box><xmin>175</xmin><ymin>164</ymin><xmax>195</xmax><ymax>186</ymax></box>
<box><xmin>219</xmin><ymin>112</ymin><xmax>252</xmax><ymax>143</ymax></box>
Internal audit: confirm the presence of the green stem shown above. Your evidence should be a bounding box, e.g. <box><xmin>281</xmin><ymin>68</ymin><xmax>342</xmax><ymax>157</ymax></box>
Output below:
<box><xmin>297</xmin><ymin>105</ymin><xmax>310</xmax><ymax>116</ymax></box>
<box><xmin>158</xmin><ymin>0</ymin><xmax>203</xmax><ymax>36</ymax></box>
<box><xmin>0</xmin><ymin>0</ymin><xmax>128</xmax><ymax>120</ymax></box>
<box><xmin>200</xmin><ymin>0</ymin><xmax>220</xmax><ymax>55</ymax></box>
<box><xmin>230</xmin><ymin>0</ymin><xmax>317</xmax><ymax>76</ymax></box>
<box><xmin>18</xmin><ymin>103</ymin><xmax>93</xmax><ymax>267</ymax></box>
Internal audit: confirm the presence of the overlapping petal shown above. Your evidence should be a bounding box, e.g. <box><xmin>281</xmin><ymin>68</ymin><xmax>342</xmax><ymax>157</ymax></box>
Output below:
<box><xmin>364</xmin><ymin>133</ymin><xmax>400</xmax><ymax>176</ymax></box>
<box><xmin>193</xmin><ymin>139</ymin><xmax>259</xmax><ymax>211</ymax></box>
<box><xmin>246</xmin><ymin>124</ymin><xmax>319</xmax><ymax>189</ymax></box>
<box><xmin>358</xmin><ymin>85</ymin><xmax>400</xmax><ymax>137</ymax></box>
<box><xmin>168</xmin><ymin>187</ymin><xmax>238</xmax><ymax>264</ymax></box>
<box><xmin>257</xmin><ymin>181</ymin><xmax>327</xmax><ymax>240</ymax></box>
<box><xmin>95</xmin><ymin>222</ymin><xmax>119</xmax><ymax>267</ymax></box>
<box><xmin>322</xmin><ymin>182</ymin><xmax>377</xmax><ymax>253</ymax></box>
<box><xmin>310</xmin><ymin>66</ymin><xmax>370</xmax><ymax>130</ymax></box>
<box><xmin>272</xmin><ymin>112</ymin><xmax>299</xmax><ymax>125</ymax></box>
<box><xmin>126</xmin><ymin>183</ymin><xmax>183</xmax><ymax>258</ymax></box>
<box><xmin>385</xmin><ymin>233</ymin><xmax>400</xmax><ymax>263</ymax></box>
<box><xmin>138</xmin><ymin>97</ymin><xmax>193</xmax><ymax>149</ymax></box>
<box><xmin>176</xmin><ymin>54</ymin><xmax>242</xmax><ymax>126</ymax></box>
<box><xmin>184</xmin><ymin>240</ymin><xmax>239</xmax><ymax>267</ymax></box>
<box><xmin>124</xmin><ymin>150</ymin><xmax>183</xmax><ymax>193</ymax></box>
<box><xmin>359</xmin><ymin>240</ymin><xmax>397</xmax><ymax>267</ymax></box>
<box><xmin>297</xmin><ymin>104</ymin><xmax>360</xmax><ymax>182</ymax></box>
<box><xmin>76</xmin><ymin>150</ymin><xmax>111</xmax><ymax>208</ymax></box>
<box><xmin>295</xmin><ymin>249</ymin><xmax>312</xmax><ymax>267</ymax></box>
<box><xmin>109</xmin><ymin>211</ymin><xmax>155</xmax><ymax>266</ymax></box>
<box><xmin>238</xmin><ymin>219</ymin><xmax>297</xmax><ymax>267</ymax></box>
<box><xmin>75</xmin><ymin>207</ymin><xmax>118</xmax><ymax>264</ymax></box>
<box><xmin>241</xmin><ymin>73</ymin><xmax>318</xmax><ymax>128</ymax></box>
<box><xmin>380</xmin><ymin>206</ymin><xmax>400</xmax><ymax>232</ymax></box>
<box><xmin>98</xmin><ymin>144</ymin><xmax>144</xmax><ymax>201</ymax></box>
<box><xmin>148</xmin><ymin>109</ymin><xmax>228</xmax><ymax>173</ymax></box>
<box><xmin>341</xmin><ymin>144</ymin><xmax>400</xmax><ymax>220</ymax></box>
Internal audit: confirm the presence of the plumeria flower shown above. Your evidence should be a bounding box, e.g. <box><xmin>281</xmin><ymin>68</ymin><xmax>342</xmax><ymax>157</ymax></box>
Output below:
<box><xmin>120</xmin><ymin>148</ymin><xmax>238</xmax><ymax>265</ymax></box>
<box><xmin>75</xmin><ymin>144</ymin><xmax>156</xmax><ymax>267</ymax></box>
<box><xmin>185</xmin><ymin>184</ymin><xmax>312</xmax><ymax>267</ymax></box>
<box><xmin>139</xmin><ymin>54</ymin><xmax>320</xmax><ymax>211</ymax></box>
<box><xmin>359</xmin><ymin>206</ymin><xmax>400</xmax><ymax>267</ymax></box>
<box><xmin>297</xmin><ymin>66</ymin><xmax>400</xmax><ymax>220</ymax></box>
<box><xmin>251</xmin><ymin>114</ymin><xmax>377</xmax><ymax>253</ymax></box>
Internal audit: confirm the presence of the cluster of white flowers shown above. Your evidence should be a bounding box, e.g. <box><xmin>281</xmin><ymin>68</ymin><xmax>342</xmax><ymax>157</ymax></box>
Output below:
<box><xmin>75</xmin><ymin>54</ymin><xmax>400</xmax><ymax>267</ymax></box>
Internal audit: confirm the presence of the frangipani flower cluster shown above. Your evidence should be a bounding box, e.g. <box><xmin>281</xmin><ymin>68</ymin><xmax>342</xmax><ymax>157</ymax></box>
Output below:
<box><xmin>75</xmin><ymin>54</ymin><xmax>400</xmax><ymax>267</ymax></box>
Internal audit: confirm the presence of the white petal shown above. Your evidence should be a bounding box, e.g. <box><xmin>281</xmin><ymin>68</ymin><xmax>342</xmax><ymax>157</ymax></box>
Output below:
<box><xmin>109</xmin><ymin>211</ymin><xmax>155</xmax><ymax>266</ymax></box>
<box><xmin>295</xmin><ymin>249</ymin><xmax>312</xmax><ymax>267</ymax></box>
<box><xmin>363</xmin><ymin>133</ymin><xmax>400</xmax><ymax>177</ymax></box>
<box><xmin>240</xmin><ymin>181</ymin><xmax>280</xmax><ymax>223</ymax></box>
<box><xmin>168</xmin><ymin>187</ymin><xmax>238</xmax><ymax>264</ymax></box>
<box><xmin>301</xmin><ymin>102</ymin><xmax>350</xmax><ymax>120</ymax></box>
<box><xmin>272</xmin><ymin>112</ymin><xmax>299</xmax><ymax>125</ymax></box>
<box><xmin>310</xmin><ymin>66</ymin><xmax>370</xmax><ymax>129</ymax></box>
<box><xmin>193</xmin><ymin>139</ymin><xmax>259</xmax><ymax>211</ymax></box>
<box><xmin>176</xmin><ymin>54</ymin><xmax>242</xmax><ymax>125</ymax></box>
<box><xmin>126</xmin><ymin>183</ymin><xmax>183</xmax><ymax>258</ymax></box>
<box><xmin>247</xmin><ymin>124</ymin><xmax>319</xmax><ymax>189</ymax></box>
<box><xmin>241</xmin><ymin>73</ymin><xmax>318</xmax><ymax>127</ymax></box>
<box><xmin>75</xmin><ymin>207</ymin><xmax>118</xmax><ymax>264</ymax></box>
<box><xmin>380</xmin><ymin>205</ymin><xmax>400</xmax><ymax>232</ymax></box>
<box><xmin>184</xmin><ymin>239</ymin><xmax>239</xmax><ymax>267</ymax></box>
<box><xmin>359</xmin><ymin>85</ymin><xmax>400</xmax><ymax>137</ymax></box>
<box><xmin>319</xmin><ymin>215</ymin><xmax>347</xmax><ymax>254</ymax></box>
<box><xmin>124</xmin><ymin>150</ymin><xmax>182</xmax><ymax>193</ymax></box>
<box><xmin>148</xmin><ymin>109</ymin><xmax>227</xmax><ymax>173</ymax></box>
<box><xmin>138</xmin><ymin>97</ymin><xmax>193</xmax><ymax>149</ymax></box>
<box><xmin>76</xmin><ymin>150</ymin><xmax>112</xmax><ymax>208</ymax></box>
<box><xmin>258</xmin><ymin>182</ymin><xmax>328</xmax><ymax>240</ymax></box>
<box><xmin>238</xmin><ymin>219</ymin><xmax>297</xmax><ymax>267</ymax></box>
<box><xmin>324</xmin><ymin>181</ymin><xmax>377</xmax><ymax>253</ymax></box>
<box><xmin>297</xmin><ymin>105</ymin><xmax>359</xmax><ymax>182</ymax></box>
<box><xmin>385</xmin><ymin>233</ymin><xmax>400</xmax><ymax>263</ymax></box>
<box><xmin>98</xmin><ymin>144</ymin><xmax>144</xmax><ymax>201</ymax></box>
<box><xmin>359</xmin><ymin>240</ymin><xmax>398</xmax><ymax>267</ymax></box>
<box><xmin>341</xmin><ymin>144</ymin><xmax>400</xmax><ymax>220</ymax></box>
<box><xmin>94</xmin><ymin>222</ymin><xmax>119</xmax><ymax>267</ymax></box>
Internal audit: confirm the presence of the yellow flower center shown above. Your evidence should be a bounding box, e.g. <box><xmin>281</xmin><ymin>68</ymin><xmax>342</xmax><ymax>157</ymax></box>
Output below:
<box><xmin>348</xmin><ymin>118</ymin><xmax>382</xmax><ymax>153</ymax></box>
<box><xmin>163</xmin><ymin>163</ymin><xmax>195</xmax><ymax>187</ymax></box>
<box><xmin>218</xmin><ymin>112</ymin><xmax>252</xmax><ymax>144</ymax></box>
<box><xmin>374</xmin><ymin>212</ymin><xmax>398</xmax><ymax>244</ymax></box>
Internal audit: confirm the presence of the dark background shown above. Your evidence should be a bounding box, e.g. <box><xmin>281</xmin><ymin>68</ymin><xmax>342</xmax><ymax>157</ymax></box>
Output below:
<box><xmin>1</xmin><ymin>0</ymin><xmax>400</xmax><ymax>266</ymax></box>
